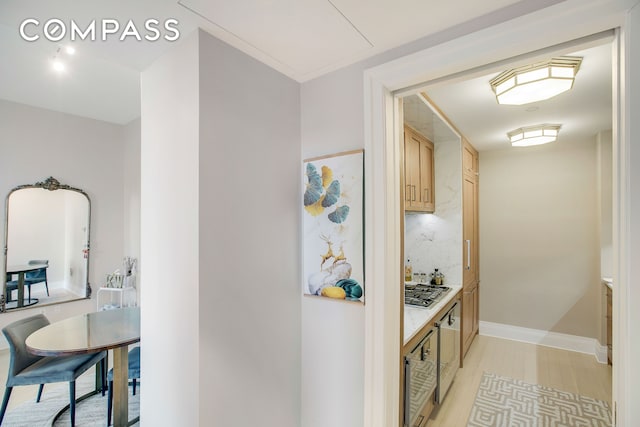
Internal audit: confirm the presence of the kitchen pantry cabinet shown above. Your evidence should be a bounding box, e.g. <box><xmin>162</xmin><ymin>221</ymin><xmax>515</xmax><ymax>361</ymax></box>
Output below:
<box><xmin>404</xmin><ymin>125</ymin><xmax>435</xmax><ymax>212</ymax></box>
<box><xmin>401</xmin><ymin>296</ymin><xmax>461</xmax><ymax>427</ymax></box>
<box><xmin>462</xmin><ymin>139</ymin><xmax>479</xmax><ymax>357</ymax></box>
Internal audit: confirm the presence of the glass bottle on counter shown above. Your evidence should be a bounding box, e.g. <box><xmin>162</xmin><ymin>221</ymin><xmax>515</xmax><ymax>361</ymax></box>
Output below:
<box><xmin>405</xmin><ymin>258</ymin><xmax>413</xmax><ymax>282</ymax></box>
<box><xmin>430</xmin><ymin>268</ymin><xmax>444</xmax><ymax>285</ymax></box>
<box><xmin>436</xmin><ymin>270</ymin><xmax>444</xmax><ymax>285</ymax></box>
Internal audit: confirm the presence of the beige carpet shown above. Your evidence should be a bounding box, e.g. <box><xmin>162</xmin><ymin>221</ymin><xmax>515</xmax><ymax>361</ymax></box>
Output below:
<box><xmin>467</xmin><ymin>372</ymin><xmax>611</xmax><ymax>427</ymax></box>
<box><xmin>2</xmin><ymin>375</ymin><xmax>139</xmax><ymax>426</ymax></box>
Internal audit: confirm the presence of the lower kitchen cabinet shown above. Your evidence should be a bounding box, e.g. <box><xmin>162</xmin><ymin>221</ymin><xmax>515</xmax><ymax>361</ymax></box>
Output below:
<box><xmin>462</xmin><ymin>282</ymin><xmax>479</xmax><ymax>357</ymax></box>
<box><xmin>401</xmin><ymin>296</ymin><xmax>461</xmax><ymax>427</ymax></box>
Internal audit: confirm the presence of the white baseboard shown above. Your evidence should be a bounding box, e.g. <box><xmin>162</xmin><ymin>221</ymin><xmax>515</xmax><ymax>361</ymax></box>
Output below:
<box><xmin>479</xmin><ymin>321</ymin><xmax>608</xmax><ymax>364</ymax></box>
<box><xmin>594</xmin><ymin>343</ymin><xmax>608</xmax><ymax>364</ymax></box>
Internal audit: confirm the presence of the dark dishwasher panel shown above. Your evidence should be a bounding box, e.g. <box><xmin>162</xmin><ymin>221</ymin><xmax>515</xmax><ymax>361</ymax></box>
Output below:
<box><xmin>404</xmin><ymin>327</ymin><xmax>437</xmax><ymax>427</ymax></box>
<box><xmin>436</xmin><ymin>301</ymin><xmax>460</xmax><ymax>404</ymax></box>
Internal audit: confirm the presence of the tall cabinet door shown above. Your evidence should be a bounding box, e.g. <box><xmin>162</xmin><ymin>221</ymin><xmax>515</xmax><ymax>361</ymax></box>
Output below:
<box><xmin>463</xmin><ymin>174</ymin><xmax>478</xmax><ymax>287</ymax></box>
<box><xmin>462</xmin><ymin>139</ymin><xmax>479</xmax><ymax>357</ymax></box>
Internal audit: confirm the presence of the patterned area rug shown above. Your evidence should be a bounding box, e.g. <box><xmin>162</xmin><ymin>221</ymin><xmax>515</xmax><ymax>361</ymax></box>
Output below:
<box><xmin>467</xmin><ymin>372</ymin><xmax>611</xmax><ymax>427</ymax></box>
<box><xmin>2</xmin><ymin>375</ymin><xmax>139</xmax><ymax>426</ymax></box>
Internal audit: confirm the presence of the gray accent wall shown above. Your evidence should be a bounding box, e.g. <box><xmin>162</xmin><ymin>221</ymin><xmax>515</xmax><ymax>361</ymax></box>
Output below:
<box><xmin>198</xmin><ymin>30</ymin><xmax>301</xmax><ymax>427</ymax></box>
<box><xmin>141</xmin><ymin>29</ymin><xmax>301</xmax><ymax>426</ymax></box>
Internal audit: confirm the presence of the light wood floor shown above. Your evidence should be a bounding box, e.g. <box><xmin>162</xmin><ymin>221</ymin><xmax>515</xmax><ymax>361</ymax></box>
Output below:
<box><xmin>427</xmin><ymin>335</ymin><xmax>612</xmax><ymax>426</ymax></box>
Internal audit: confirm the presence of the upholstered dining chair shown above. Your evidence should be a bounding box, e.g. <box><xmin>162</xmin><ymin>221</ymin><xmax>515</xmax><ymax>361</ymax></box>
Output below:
<box><xmin>4</xmin><ymin>274</ymin><xmax>18</xmax><ymax>303</ymax></box>
<box><xmin>0</xmin><ymin>314</ymin><xmax>107</xmax><ymax>427</ymax></box>
<box><xmin>24</xmin><ymin>260</ymin><xmax>49</xmax><ymax>302</ymax></box>
<box><xmin>107</xmin><ymin>346</ymin><xmax>140</xmax><ymax>426</ymax></box>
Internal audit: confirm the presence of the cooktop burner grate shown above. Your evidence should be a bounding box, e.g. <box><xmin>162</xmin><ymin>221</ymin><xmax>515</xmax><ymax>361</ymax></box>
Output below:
<box><xmin>405</xmin><ymin>284</ymin><xmax>451</xmax><ymax>308</ymax></box>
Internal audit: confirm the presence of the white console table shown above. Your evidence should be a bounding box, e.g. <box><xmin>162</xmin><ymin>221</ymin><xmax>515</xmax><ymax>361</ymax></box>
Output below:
<box><xmin>97</xmin><ymin>286</ymin><xmax>137</xmax><ymax>311</ymax></box>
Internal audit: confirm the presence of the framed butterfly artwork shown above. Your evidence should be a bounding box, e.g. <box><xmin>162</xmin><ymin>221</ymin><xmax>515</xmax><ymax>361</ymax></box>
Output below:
<box><xmin>302</xmin><ymin>149</ymin><xmax>364</xmax><ymax>304</ymax></box>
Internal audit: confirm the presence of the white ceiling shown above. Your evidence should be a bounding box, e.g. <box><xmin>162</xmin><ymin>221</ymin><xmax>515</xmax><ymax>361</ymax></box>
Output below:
<box><xmin>0</xmin><ymin>0</ymin><xmax>556</xmax><ymax>125</ymax></box>
<box><xmin>405</xmin><ymin>42</ymin><xmax>613</xmax><ymax>152</ymax></box>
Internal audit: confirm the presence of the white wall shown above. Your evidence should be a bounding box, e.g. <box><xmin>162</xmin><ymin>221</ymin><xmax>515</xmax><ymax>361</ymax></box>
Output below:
<box><xmin>405</xmin><ymin>137</ymin><xmax>462</xmax><ymax>286</ymax></box>
<box><xmin>0</xmin><ymin>99</ymin><xmax>125</xmax><ymax>347</ymax></box>
<box><xmin>479</xmin><ymin>139</ymin><xmax>601</xmax><ymax>339</ymax></box>
<box><xmin>140</xmin><ymin>29</ymin><xmax>301</xmax><ymax>426</ymax></box>
<box><xmin>140</xmin><ymin>31</ymin><xmax>200</xmax><ymax>426</ymax></box>
<box><xmin>301</xmin><ymin>70</ymin><xmax>366</xmax><ymax>427</ymax></box>
<box><xmin>123</xmin><ymin>118</ymin><xmax>141</xmax><ymax>306</ymax></box>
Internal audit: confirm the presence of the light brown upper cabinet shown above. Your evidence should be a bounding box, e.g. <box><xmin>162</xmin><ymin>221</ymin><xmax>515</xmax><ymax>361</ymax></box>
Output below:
<box><xmin>462</xmin><ymin>139</ymin><xmax>479</xmax><ymax>356</ymax></box>
<box><xmin>404</xmin><ymin>125</ymin><xmax>435</xmax><ymax>213</ymax></box>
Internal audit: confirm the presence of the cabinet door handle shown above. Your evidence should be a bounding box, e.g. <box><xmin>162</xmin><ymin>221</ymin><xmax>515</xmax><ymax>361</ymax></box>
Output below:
<box><xmin>466</xmin><ymin>240</ymin><xmax>471</xmax><ymax>270</ymax></box>
<box><xmin>424</xmin><ymin>188</ymin><xmax>429</xmax><ymax>203</ymax></box>
<box><xmin>412</xmin><ymin>185</ymin><xmax>417</xmax><ymax>201</ymax></box>
<box><xmin>406</xmin><ymin>185</ymin><xmax>411</xmax><ymax>202</ymax></box>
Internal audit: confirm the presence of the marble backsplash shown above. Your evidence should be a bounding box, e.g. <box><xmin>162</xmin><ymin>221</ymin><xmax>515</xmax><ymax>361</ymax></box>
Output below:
<box><xmin>405</xmin><ymin>137</ymin><xmax>462</xmax><ymax>285</ymax></box>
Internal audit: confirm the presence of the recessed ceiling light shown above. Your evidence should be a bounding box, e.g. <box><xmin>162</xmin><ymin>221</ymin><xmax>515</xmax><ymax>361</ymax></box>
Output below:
<box><xmin>64</xmin><ymin>46</ymin><xmax>76</xmax><ymax>55</ymax></box>
<box><xmin>52</xmin><ymin>60</ymin><xmax>65</xmax><ymax>72</ymax></box>
<box><xmin>507</xmin><ymin>124</ymin><xmax>561</xmax><ymax>147</ymax></box>
<box><xmin>490</xmin><ymin>57</ymin><xmax>582</xmax><ymax>105</ymax></box>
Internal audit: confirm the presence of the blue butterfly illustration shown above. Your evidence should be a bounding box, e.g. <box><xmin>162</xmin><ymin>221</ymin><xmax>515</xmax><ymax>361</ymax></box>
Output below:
<box><xmin>322</xmin><ymin>180</ymin><xmax>340</xmax><ymax>208</ymax></box>
<box><xmin>304</xmin><ymin>163</ymin><xmax>323</xmax><ymax>206</ymax></box>
<box><xmin>328</xmin><ymin>205</ymin><xmax>350</xmax><ymax>223</ymax></box>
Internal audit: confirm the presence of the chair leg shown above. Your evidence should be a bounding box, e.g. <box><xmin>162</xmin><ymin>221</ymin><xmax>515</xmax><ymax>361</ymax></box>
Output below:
<box><xmin>37</xmin><ymin>384</ymin><xmax>44</xmax><ymax>402</ymax></box>
<box><xmin>107</xmin><ymin>380</ymin><xmax>113</xmax><ymax>426</ymax></box>
<box><xmin>27</xmin><ymin>285</ymin><xmax>31</xmax><ymax>303</ymax></box>
<box><xmin>69</xmin><ymin>381</ymin><xmax>76</xmax><ymax>427</ymax></box>
<box><xmin>133</xmin><ymin>378</ymin><xmax>137</xmax><ymax>396</ymax></box>
<box><xmin>0</xmin><ymin>386</ymin><xmax>13</xmax><ymax>425</ymax></box>
<box><xmin>101</xmin><ymin>359</ymin><xmax>106</xmax><ymax>396</ymax></box>
<box><xmin>45</xmin><ymin>278</ymin><xmax>50</xmax><ymax>296</ymax></box>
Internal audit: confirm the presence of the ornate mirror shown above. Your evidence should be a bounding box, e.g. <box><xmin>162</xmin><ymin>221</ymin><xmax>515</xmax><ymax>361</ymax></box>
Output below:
<box><xmin>2</xmin><ymin>177</ymin><xmax>91</xmax><ymax>312</ymax></box>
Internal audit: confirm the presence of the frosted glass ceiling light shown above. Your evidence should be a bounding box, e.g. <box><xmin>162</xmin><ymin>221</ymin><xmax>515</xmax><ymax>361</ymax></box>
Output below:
<box><xmin>490</xmin><ymin>57</ymin><xmax>582</xmax><ymax>105</ymax></box>
<box><xmin>508</xmin><ymin>124</ymin><xmax>561</xmax><ymax>147</ymax></box>
<box><xmin>52</xmin><ymin>59</ymin><xmax>65</xmax><ymax>72</ymax></box>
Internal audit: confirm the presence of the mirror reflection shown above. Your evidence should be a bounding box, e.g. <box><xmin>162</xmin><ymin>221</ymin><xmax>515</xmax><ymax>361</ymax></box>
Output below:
<box><xmin>2</xmin><ymin>177</ymin><xmax>91</xmax><ymax>312</ymax></box>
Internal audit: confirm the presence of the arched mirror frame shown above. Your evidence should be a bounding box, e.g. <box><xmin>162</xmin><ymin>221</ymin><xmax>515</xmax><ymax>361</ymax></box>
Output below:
<box><xmin>2</xmin><ymin>177</ymin><xmax>92</xmax><ymax>312</ymax></box>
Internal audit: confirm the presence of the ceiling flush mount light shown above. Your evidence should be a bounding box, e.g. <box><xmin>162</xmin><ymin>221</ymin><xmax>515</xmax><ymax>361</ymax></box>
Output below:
<box><xmin>52</xmin><ymin>59</ymin><xmax>65</xmax><ymax>72</ymax></box>
<box><xmin>508</xmin><ymin>124</ymin><xmax>561</xmax><ymax>147</ymax></box>
<box><xmin>490</xmin><ymin>56</ymin><xmax>582</xmax><ymax>105</ymax></box>
<box><xmin>50</xmin><ymin>45</ymin><xmax>75</xmax><ymax>73</ymax></box>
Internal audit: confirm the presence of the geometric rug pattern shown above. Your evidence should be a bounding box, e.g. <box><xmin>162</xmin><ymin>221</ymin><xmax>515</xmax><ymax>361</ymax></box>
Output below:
<box><xmin>2</xmin><ymin>374</ymin><xmax>139</xmax><ymax>427</ymax></box>
<box><xmin>467</xmin><ymin>372</ymin><xmax>612</xmax><ymax>427</ymax></box>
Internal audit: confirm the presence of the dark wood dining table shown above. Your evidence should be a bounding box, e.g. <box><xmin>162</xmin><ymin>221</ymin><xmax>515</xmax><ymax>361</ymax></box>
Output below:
<box><xmin>6</xmin><ymin>263</ymin><xmax>48</xmax><ymax>308</ymax></box>
<box><xmin>25</xmin><ymin>307</ymin><xmax>141</xmax><ymax>427</ymax></box>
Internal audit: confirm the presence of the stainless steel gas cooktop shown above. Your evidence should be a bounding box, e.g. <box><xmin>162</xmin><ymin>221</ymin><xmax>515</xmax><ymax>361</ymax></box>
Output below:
<box><xmin>405</xmin><ymin>283</ymin><xmax>451</xmax><ymax>308</ymax></box>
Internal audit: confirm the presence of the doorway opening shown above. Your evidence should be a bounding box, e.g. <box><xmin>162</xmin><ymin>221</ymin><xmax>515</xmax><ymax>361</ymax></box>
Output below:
<box><xmin>397</xmin><ymin>34</ymin><xmax>614</xmax><ymax>425</ymax></box>
<box><xmin>362</xmin><ymin>12</ymin><xmax>630</xmax><ymax>424</ymax></box>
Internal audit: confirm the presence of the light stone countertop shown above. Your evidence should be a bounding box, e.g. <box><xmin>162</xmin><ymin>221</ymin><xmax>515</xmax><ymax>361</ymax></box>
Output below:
<box><xmin>404</xmin><ymin>283</ymin><xmax>462</xmax><ymax>346</ymax></box>
<box><xmin>602</xmin><ymin>277</ymin><xmax>613</xmax><ymax>290</ymax></box>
